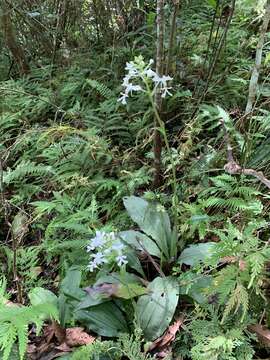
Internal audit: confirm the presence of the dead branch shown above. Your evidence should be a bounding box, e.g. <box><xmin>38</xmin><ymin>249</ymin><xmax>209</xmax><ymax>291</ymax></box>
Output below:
<box><xmin>221</xmin><ymin>119</ymin><xmax>270</xmax><ymax>190</ymax></box>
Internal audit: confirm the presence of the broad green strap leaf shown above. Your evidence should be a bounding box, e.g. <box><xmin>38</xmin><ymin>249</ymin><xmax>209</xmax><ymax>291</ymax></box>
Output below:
<box><xmin>123</xmin><ymin>196</ymin><xmax>171</xmax><ymax>259</ymax></box>
<box><xmin>136</xmin><ymin>276</ymin><xmax>179</xmax><ymax>340</ymax></box>
<box><xmin>95</xmin><ymin>272</ymin><xmax>147</xmax><ymax>299</ymax></box>
<box><xmin>125</xmin><ymin>250</ymin><xmax>145</xmax><ymax>277</ymax></box>
<box><xmin>77</xmin><ymin>273</ymin><xmax>147</xmax><ymax>310</ymax></box>
<box><xmin>29</xmin><ymin>287</ymin><xmax>58</xmax><ymax>307</ymax></box>
<box><xmin>74</xmin><ymin>301</ymin><xmax>128</xmax><ymax>337</ymax></box>
<box><xmin>59</xmin><ymin>267</ymin><xmax>85</xmax><ymax>327</ymax></box>
<box><xmin>60</xmin><ymin>266</ymin><xmax>84</xmax><ymax>300</ymax></box>
<box><xmin>180</xmin><ymin>275</ymin><xmax>212</xmax><ymax>304</ymax></box>
<box><xmin>178</xmin><ymin>242</ymin><xmax>215</xmax><ymax>267</ymax></box>
<box><xmin>119</xmin><ymin>230</ymin><xmax>161</xmax><ymax>257</ymax></box>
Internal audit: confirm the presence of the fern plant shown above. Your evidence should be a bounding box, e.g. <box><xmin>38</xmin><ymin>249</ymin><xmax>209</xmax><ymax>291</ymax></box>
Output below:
<box><xmin>187</xmin><ymin>317</ymin><xmax>254</xmax><ymax>360</ymax></box>
<box><xmin>185</xmin><ymin>220</ymin><xmax>270</xmax><ymax>324</ymax></box>
<box><xmin>0</xmin><ymin>303</ymin><xmax>58</xmax><ymax>360</ymax></box>
<box><xmin>201</xmin><ymin>174</ymin><xmax>263</xmax><ymax>216</ymax></box>
<box><xmin>71</xmin><ymin>330</ymin><xmax>153</xmax><ymax>360</ymax></box>
<box><xmin>0</xmin><ymin>278</ymin><xmax>58</xmax><ymax>360</ymax></box>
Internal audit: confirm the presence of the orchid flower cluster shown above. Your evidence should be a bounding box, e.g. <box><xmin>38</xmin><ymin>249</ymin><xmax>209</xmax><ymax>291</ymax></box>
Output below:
<box><xmin>118</xmin><ymin>55</ymin><xmax>173</xmax><ymax>105</ymax></box>
<box><xmin>86</xmin><ymin>230</ymin><xmax>128</xmax><ymax>272</ymax></box>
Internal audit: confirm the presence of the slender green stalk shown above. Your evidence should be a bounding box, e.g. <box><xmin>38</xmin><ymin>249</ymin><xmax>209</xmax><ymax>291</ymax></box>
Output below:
<box><xmin>144</xmin><ymin>80</ymin><xmax>179</xmax><ymax>227</ymax></box>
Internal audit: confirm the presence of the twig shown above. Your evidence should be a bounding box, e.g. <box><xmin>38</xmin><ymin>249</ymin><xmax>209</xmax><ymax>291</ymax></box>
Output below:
<box><xmin>135</xmin><ymin>236</ymin><xmax>165</xmax><ymax>278</ymax></box>
<box><xmin>221</xmin><ymin>119</ymin><xmax>270</xmax><ymax>190</ymax></box>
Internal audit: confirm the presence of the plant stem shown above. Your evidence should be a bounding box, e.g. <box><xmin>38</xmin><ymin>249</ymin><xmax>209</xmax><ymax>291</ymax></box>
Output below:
<box><xmin>153</xmin><ymin>0</ymin><xmax>164</xmax><ymax>188</ymax></box>
<box><xmin>145</xmin><ymin>81</ymin><xmax>179</xmax><ymax>226</ymax></box>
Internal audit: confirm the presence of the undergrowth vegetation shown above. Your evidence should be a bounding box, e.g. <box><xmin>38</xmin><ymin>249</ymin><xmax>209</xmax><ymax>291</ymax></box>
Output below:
<box><xmin>1</xmin><ymin>0</ymin><xmax>270</xmax><ymax>359</ymax></box>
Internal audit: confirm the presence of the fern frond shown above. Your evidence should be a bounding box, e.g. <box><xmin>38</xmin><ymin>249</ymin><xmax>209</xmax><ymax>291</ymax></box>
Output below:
<box><xmin>4</xmin><ymin>161</ymin><xmax>53</xmax><ymax>184</ymax></box>
<box><xmin>247</xmin><ymin>253</ymin><xmax>265</xmax><ymax>289</ymax></box>
<box><xmin>0</xmin><ymin>323</ymin><xmax>17</xmax><ymax>360</ymax></box>
<box><xmin>0</xmin><ymin>302</ymin><xmax>58</xmax><ymax>360</ymax></box>
<box><xmin>222</xmin><ymin>283</ymin><xmax>249</xmax><ymax>323</ymax></box>
<box><xmin>204</xmin><ymin>197</ymin><xmax>247</xmax><ymax>211</ymax></box>
<box><xmin>85</xmin><ymin>79</ymin><xmax>114</xmax><ymax>99</ymax></box>
<box><xmin>71</xmin><ymin>340</ymin><xmax>117</xmax><ymax>360</ymax></box>
<box><xmin>17</xmin><ymin>324</ymin><xmax>28</xmax><ymax>360</ymax></box>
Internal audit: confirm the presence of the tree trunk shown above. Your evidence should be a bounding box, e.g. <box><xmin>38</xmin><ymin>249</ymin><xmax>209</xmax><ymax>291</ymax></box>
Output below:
<box><xmin>166</xmin><ymin>0</ymin><xmax>180</xmax><ymax>74</ymax></box>
<box><xmin>153</xmin><ymin>0</ymin><xmax>164</xmax><ymax>188</ymax></box>
<box><xmin>245</xmin><ymin>0</ymin><xmax>270</xmax><ymax>115</ymax></box>
<box><xmin>1</xmin><ymin>1</ymin><xmax>30</xmax><ymax>75</ymax></box>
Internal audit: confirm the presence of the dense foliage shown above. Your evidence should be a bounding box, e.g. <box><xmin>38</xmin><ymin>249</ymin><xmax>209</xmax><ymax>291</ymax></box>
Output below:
<box><xmin>1</xmin><ymin>0</ymin><xmax>270</xmax><ymax>359</ymax></box>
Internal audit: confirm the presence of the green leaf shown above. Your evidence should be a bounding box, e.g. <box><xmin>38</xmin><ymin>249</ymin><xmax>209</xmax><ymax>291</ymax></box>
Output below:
<box><xmin>125</xmin><ymin>250</ymin><xmax>145</xmax><ymax>277</ymax></box>
<box><xmin>180</xmin><ymin>275</ymin><xmax>212</xmax><ymax>304</ymax></box>
<box><xmin>77</xmin><ymin>273</ymin><xmax>146</xmax><ymax>310</ymax></box>
<box><xmin>76</xmin><ymin>292</ymin><xmax>110</xmax><ymax>310</ymax></box>
<box><xmin>92</xmin><ymin>273</ymin><xmax>147</xmax><ymax>300</ymax></box>
<box><xmin>136</xmin><ymin>277</ymin><xmax>179</xmax><ymax>340</ymax></box>
<box><xmin>59</xmin><ymin>267</ymin><xmax>85</xmax><ymax>327</ymax></box>
<box><xmin>123</xmin><ymin>196</ymin><xmax>172</xmax><ymax>259</ymax></box>
<box><xmin>11</xmin><ymin>212</ymin><xmax>28</xmax><ymax>239</ymax></box>
<box><xmin>29</xmin><ymin>287</ymin><xmax>58</xmax><ymax>307</ymax></box>
<box><xmin>120</xmin><ymin>230</ymin><xmax>161</xmax><ymax>257</ymax></box>
<box><xmin>28</xmin><ymin>288</ymin><xmax>58</xmax><ymax>321</ymax></box>
<box><xmin>207</xmin><ymin>0</ymin><xmax>217</xmax><ymax>8</ymax></box>
<box><xmin>147</xmin><ymin>11</ymin><xmax>156</xmax><ymax>27</ymax></box>
<box><xmin>60</xmin><ymin>267</ymin><xmax>84</xmax><ymax>300</ymax></box>
<box><xmin>178</xmin><ymin>242</ymin><xmax>215</xmax><ymax>267</ymax></box>
<box><xmin>74</xmin><ymin>301</ymin><xmax>128</xmax><ymax>337</ymax></box>
<box><xmin>114</xmin><ymin>283</ymin><xmax>146</xmax><ymax>299</ymax></box>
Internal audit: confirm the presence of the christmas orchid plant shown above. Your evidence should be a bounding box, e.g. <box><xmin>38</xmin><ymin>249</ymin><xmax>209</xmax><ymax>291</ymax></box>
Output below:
<box><xmin>117</xmin><ymin>56</ymin><xmax>173</xmax><ymax>105</ymax></box>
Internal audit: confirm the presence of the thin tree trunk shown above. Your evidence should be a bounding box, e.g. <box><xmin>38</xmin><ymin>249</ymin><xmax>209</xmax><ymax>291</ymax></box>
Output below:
<box><xmin>7</xmin><ymin>0</ymin><xmax>54</xmax><ymax>57</ymax></box>
<box><xmin>1</xmin><ymin>1</ymin><xmax>30</xmax><ymax>75</ymax></box>
<box><xmin>51</xmin><ymin>0</ymin><xmax>68</xmax><ymax>67</ymax></box>
<box><xmin>153</xmin><ymin>0</ymin><xmax>165</xmax><ymax>188</ymax></box>
<box><xmin>245</xmin><ymin>0</ymin><xmax>270</xmax><ymax>115</ymax></box>
<box><xmin>192</xmin><ymin>0</ymin><xmax>235</xmax><ymax>117</ymax></box>
<box><xmin>166</xmin><ymin>0</ymin><xmax>180</xmax><ymax>74</ymax></box>
<box><xmin>204</xmin><ymin>0</ymin><xmax>236</xmax><ymax>95</ymax></box>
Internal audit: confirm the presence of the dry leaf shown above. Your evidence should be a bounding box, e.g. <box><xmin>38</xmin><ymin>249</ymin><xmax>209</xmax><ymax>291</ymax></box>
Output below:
<box><xmin>65</xmin><ymin>327</ymin><xmax>95</xmax><ymax>347</ymax></box>
<box><xmin>84</xmin><ymin>283</ymin><xmax>119</xmax><ymax>297</ymax></box>
<box><xmin>239</xmin><ymin>259</ymin><xmax>246</xmax><ymax>271</ymax></box>
<box><xmin>156</xmin><ymin>347</ymin><xmax>172</xmax><ymax>359</ymax></box>
<box><xmin>44</xmin><ymin>321</ymin><xmax>66</xmax><ymax>344</ymax></box>
<box><xmin>248</xmin><ymin>324</ymin><xmax>270</xmax><ymax>347</ymax></box>
<box><xmin>4</xmin><ymin>299</ymin><xmax>21</xmax><ymax>307</ymax></box>
<box><xmin>27</xmin><ymin>344</ymin><xmax>37</xmax><ymax>354</ymax></box>
<box><xmin>55</xmin><ymin>342</ymin><xmax>72</xmax><ymax>352</ymax></box>
<box><xmin>147</xmin><ymin>317</ymin><xmax>183</xmax><ymax>352</ymax></box>
<box><xmin>220</xmin><ymin>256</ymin><xmax>238</xmax><ymax>264</ymax></box>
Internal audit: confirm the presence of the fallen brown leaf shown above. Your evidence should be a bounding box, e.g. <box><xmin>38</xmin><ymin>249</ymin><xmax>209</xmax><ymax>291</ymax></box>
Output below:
<box><xmin>27</xmin><ymin>322</ymin><xmax>95</xmax><ymax>359</ymax></box>
<box><xmin>220</xmin><ymin>256</ymin><xmax>238</xmax><ymax>264</ymax></box>
<box><xmin>248</xmin><ymin>324</ymin><xmax>270</xmax><ymax>347</ymax></box>
<box><xmin>239</xmin><ymin>259</ymin><xmax>246</xmax><ymax>271</ymax></box>
<box><xmin>156</xmin><ymin>347</ymin><xmax>172</xmax><ymax>359</ymax></box>
<box><xmin>44</xmin><ymin>321</ymin><xmax>66</xmax><ymax>344</ymax></box>
<box><xmin>55</xmin><ymin>342</ymin><xmax>72</xmax><ymax>352</ymax></box>
<box><xmin>84</xmin><ymin>283</ymin><xmax>119</xmax><ymax>298</ymax></box>
<box><xmin>220</xmin><ymin>256</ymin><xmax>247</xmax><ymax>271</ymax></box>
<box><xmin>27</xmin><ymin>344</ymin><xmax>37</xmax><ymax>354</ymax></box>
<box><xmin>65</xmin><ymin>327</ymin><xmax>95</xmax><ymax>347</ymax></box>
<box><xmin>4</xmin><ymin>300</ymin><xmax>21</xmax><ymax>307</ymax></box>
<box><xmin>147</xmin><ymin>317</ymin><xmax>184</xmax><ymax>353</ymax></box>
